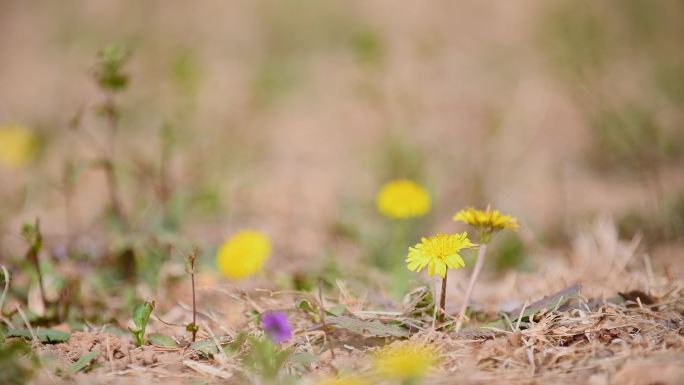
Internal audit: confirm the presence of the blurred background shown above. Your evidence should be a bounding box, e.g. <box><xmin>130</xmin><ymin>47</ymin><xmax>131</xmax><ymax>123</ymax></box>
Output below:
<box><xmin>1</xmin><ymin>0</ymin><xmax>683</xmax><ymax>309</ymax></box>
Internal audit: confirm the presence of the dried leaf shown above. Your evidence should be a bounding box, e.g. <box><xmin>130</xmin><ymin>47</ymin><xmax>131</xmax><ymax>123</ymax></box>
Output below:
<box><xmin>618</xmin><ymin>290</ymin><xmax>655</xmax><ymax>306</ymax></box>
<box><xmin>507</xmin><ymin>283</ymin><xmax>582</xmax><ymax>322</ymax></box>
<box><xmin>325</xmin><ymin>316</ymin><xmax>408</xmax><ymax>337</ymax></box>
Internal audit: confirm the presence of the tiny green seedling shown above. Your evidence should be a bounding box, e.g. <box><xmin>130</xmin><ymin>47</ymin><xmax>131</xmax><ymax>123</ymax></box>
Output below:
<box><xmin>243</xmin><ymin>337</ymin><xmax>292</xmax><ymax>381</ymax></box>
<box><xmin>22</xmin><ymin>218</ymin><xmax>46</xmax><ymax>309</ymax></box>
<box><xmin>129</xmin><ymin>301</ymin><xmax>154</xmax><ymax>347</ymax></box>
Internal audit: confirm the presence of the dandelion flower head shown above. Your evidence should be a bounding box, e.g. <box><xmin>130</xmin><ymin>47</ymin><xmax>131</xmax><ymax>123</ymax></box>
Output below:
<box><xmin>453</xmin><ymin>206</ymin><xmax>519</xmax><ymax>238</ymax></box>
<box><xmin>373</xmin><ymin>342</ymin><xmax>440</xmax><ymax>379</ymax></box>
<box><xmin>216</xmin><ymin>230</ymin><xmax>271</xmax><ymax>279</ymax></box>
<box><xmin>376</xmin><ymin>179</ymin><xmax>430</xmax><ymax>219</ymax></box>
<box><xmin>406</xmin><ymin>232</ymin><xmax>475</xmax><ymax>278</ymax></box>
<box><xmin>0</xmin><ymin>125</ymin><xmax>37</xmax><ymax>168</ymax></box>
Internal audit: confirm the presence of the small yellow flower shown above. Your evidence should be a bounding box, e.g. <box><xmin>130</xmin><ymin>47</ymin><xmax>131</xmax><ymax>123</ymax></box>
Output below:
<box><xmin>216</xmin><ymin>230</ymin><xmax>271</xmax><ymax>279</ymax></box>
<box><xmin>373</xmin><ymin>342</ymin><xmax>440</xmax><ymax>379</ymax></box>
<box><xmin>453</xmin><ymin>206</ymin><xmax>519</xmax><ymax>233</ymax></box>
<box><xmin>406</xmin><ymin>233</ymin><xmax>475</xmax><ymax>278</ymax></box>
<box><xmin>315</xmin><ymin>377</ymin><xmax>369</xmax><ymax>385</ymax></box>
<box><xmin>0</xmin><ymin>125</ymin><xmax>37</xmax><ymax>167</ymax></box>
<box><xmin>376</xmin><ymin>179</ymin><xmax>430</xmax><ymax>219</ymax></box>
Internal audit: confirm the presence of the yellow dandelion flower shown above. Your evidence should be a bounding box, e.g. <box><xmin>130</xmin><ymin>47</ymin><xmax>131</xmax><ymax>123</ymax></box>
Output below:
<box><xmin>315</xmin><ymin>377</ymin><xmax>370</xmax><ymax>385</ymax></box>
<box><xmin>376</xmin><ymin>179</ymin><xmax>431</xmax><ymax>219</ymax></box>
<box><xmin>216</xmin><ymin>230</ymin><xmax>271</xmax><ymax>279</ymax></box>
<box><xmin>406</xmin><ymin>232</ymin><xmax>475</xmax><ymax>278</ymax></box>
<box><xmin>453</xmin><ymin>206</ymin><xmax>519</xmax><ymax>233</ymax></box>
<box><xmin>0</xmin><ymin>125</ymin><xmax>37</xmax><ymax>168</ymax></box>
<box><xmin>373</xmin><ymin>342</ymin><xmax>440</xmax><ymax>379</ymax></box>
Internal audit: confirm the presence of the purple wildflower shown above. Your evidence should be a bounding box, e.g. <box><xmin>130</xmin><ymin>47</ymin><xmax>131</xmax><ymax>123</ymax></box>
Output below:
<box><xmin>261</xmin><ymin>311</ymin><xmax>292</xmax><ymax>344</ymax></box>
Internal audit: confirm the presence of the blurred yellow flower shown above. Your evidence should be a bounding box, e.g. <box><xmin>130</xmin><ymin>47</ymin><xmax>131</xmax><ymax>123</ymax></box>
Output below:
<box><xmin>216</xmin><ymin>230</ymin><xmax>271</xmax><ymax>279</ymax></box>
<box><xmin>0</xmin><ymin>125</ymin><xmax>37</xmax><ymax>167</ymax></box>
<box><xmin>376</xmin><ymin>179</ymin><xmax>430</xmax><ymax>219</ymax></box>
<box><xmin>315</xmin><ymin>377</ymin><xmax>369</xmax><ymax>385</ymax></box>
<box><xmin>453</xmin><ymin>206</ymin><xmax>519</xmax><ymax>233</ymax></box>
<box><xmin>373</xmin><ymin>342</ymin><xmax>439</xmax><ymax>379</ymax></box>
<box><xmin>406</xmin><ymin>232</ymin><xmax>475</xmax><ymax>278</ymax></box>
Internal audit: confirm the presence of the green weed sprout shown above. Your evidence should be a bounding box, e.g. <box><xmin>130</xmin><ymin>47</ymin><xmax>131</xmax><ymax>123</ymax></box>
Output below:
<box><xmin>243</xmin><ymin>312</ymin><xmax>293</xmax><ymax>381</ymax></box>
<box><xmin>22</xmin><ymin>219</ymin><xmax>46</xmax><ymax>309</ymax></box>
<box><xmin>129</xmin><ymin>301</ymin><xmax>154</xmax><ymax>347</ymax></box>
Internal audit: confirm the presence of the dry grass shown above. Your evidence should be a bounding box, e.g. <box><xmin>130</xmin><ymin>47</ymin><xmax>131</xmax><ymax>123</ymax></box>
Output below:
<box><xmin>18</xmin><ymin>219</ymin><xmax>683</xmax><ymax>385</ymax></box>
<box><xmin>1</xmin><ymin>2</ymin><xmax>683</xmax><ymax>384</ymax></box>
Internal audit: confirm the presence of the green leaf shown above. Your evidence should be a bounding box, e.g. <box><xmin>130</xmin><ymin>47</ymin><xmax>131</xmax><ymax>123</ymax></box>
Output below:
<box><xmin>223</xmin><ymin>333</ymin><xmax>247</xmax><ymax>355</ymax></box>
<box><xmin>191</xmin><ymin>339</ymin><xmax>218</xmax><ymax>358</ymax></box>
<box><xmin>6</xmin><ymin>328</ymin><xmax>70</xmax><ymax>344</ymax></box>
<box><xmin>290</xmin><ymin>352</ymin><xmax>319</xmax><ymax>364</ymax></box>
<box><xmin>95</xmin><ymin>43</ymin><xmax>130</xmax><ymax>91</ymax></box>
<box><xmin>67</xmin><ymin>349</ymin><xmax>99</xmax><ymax>375</ymax></box>
<box><xmin>148</xmin><ymin>333</ymin><xmax>177</xmax><ymax>348</ymax></box>
<box><xmin>272</xmin><ymin>349</ymin><xmax>291</xmax><ymax>374</ymax></box>
<box><xmin>326</xmin><ymin>304</ymin><xmax>346</xmax><ymax>317</ymax></box>
<box><xmin>129</xmin><ymin>301</ymin><xmax>154</xmax><ymax>347</ymax></box>
<box><xmin>244</xmin><ymin>337</ymin><xmax>290</xmax><ymax>380</ymax></box>
<box><xmin>296</xmin><ymin>299</ymin><xmax>320</xmax><ymax>322</ymax></box>
<box><xmin>325</xmin><ymin>316</ymin><xmax>409</xmax><ymax>338</ymax></box>
<box><xmin>0</xmin><ymin>339</ymin><xmax>39</xmax><ymax>383</ymax></box>
<box><xmin>506</xmin><ymin>283</ymin><xmax>581</xmax><ymax>323</ymax></box>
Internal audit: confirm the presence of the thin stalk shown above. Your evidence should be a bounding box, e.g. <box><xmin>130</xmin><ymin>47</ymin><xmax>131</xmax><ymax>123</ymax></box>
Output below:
<box><xmin>438</xmin><ymin>272</ymin><xmax>448</xmax><ymax>324</ymax></box>
<box><xmin>455</xmin><ymin>243</ymin><xmax>488</xmax><ymax>332</ymax></box>
<box><xmin>34</xmin><ymin>258</ymin><xmax>47</xmax><ymax>311</ymax></box>
<box><xmin>191</xmin><ymin>270</ymin><xmax>197</xmax><ymax>341</ymax></box>
<box><xmin>318</xmin><ymin>280</ymin><xmax>335</xmax><ymax>358</ymax></box>
<box><xmin>25</xmin><ymin>220</ymin><xmax>47</xmax><ymax>309</ymax></box>
<box><xmin>1</xmin><ymin>266</ymin><xmax>10</xmax><ymax>315</ymax></box>
<box><xmin>63</xmin><ymin>161</ymin><xmax>76</xmax><ymax>254</ymax></box>
<box><xmin>102</xmin><ymin>92</ymin><xmax>129</xmax><ymax>231</ymax></box>
<box><xmin>187</xmin><ymin>249</ymin><xmax>199</xmax><ymax>342</ymax></box>
<box><xmin>158</xmin><ymin>125</ymin><xmax>172</xmax><ymax>206</ymax></box>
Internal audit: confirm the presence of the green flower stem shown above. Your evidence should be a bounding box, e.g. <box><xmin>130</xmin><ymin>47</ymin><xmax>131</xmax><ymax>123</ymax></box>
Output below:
<box><xmin>393</xmin><ymin>220</ymin><xmax>408</xmax><ymax>260</ymax></box>
<box><xmin>390</xmin><ymin>220</ymin><xmax>411</xmax><ymax>299</ymax></box>
<box><xmin>455</xmin><ymin>243</ymin><xmax>488</xmax><ymax>332</ymax></box>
